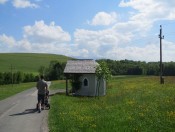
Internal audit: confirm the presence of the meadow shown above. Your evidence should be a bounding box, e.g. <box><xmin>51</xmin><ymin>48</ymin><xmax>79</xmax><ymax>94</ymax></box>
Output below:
<box><xmin>49</xmin><ymin>76</ymin><xmax>175</xmax><ymax>131</ymax></box>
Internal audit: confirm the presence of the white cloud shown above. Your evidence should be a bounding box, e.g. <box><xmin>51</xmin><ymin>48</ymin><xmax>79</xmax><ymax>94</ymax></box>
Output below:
<box><xmin>0</xmin><ymin>34</ymin><xmax>33</xmax><ymax>52</ymax></box>
<box><xmin>1</xmin><ymin>1</ymin><xmax>175</xmax><ymax>61</ymax></box>
<box><xmin>119</xmin><ymin>0</ymin><xmax>175</xmax><ymax>21</ymax></box>
<box><xmin>12</xmin><ymin>0</ymin><xmax>39</xmax><ymax>8</ymax></box>
<box><xmin>0</xmin><ymin>34</ymin><xmax>16</xmax><ymax>47</ymax></box>
<box><xmin>18</xmin><ymin>39</ymin><xmax>32</xmax><ymax>50</ymax></box>
<box><xmin>74</xmin><ymin>29</ymin><xmax>115</xmax><ymax>58</ymax></box>
<box><xmin>0</xmin><ymin>21</ymin><xmax>74</xmax><ymax>56</ymax></box>
<box><xmin>101</xmin><ymin>38</ymin><xmax>175</xmax><ymax>62</ymax></box>
<box><xmin>23</xmin><ymin>20</ymin><xmax>71</xmax><ymax>43</ymax></box>
<box><xmin>0</xmin><ymin>33</ymin><xmax>75</xmax><ymax>55</ymax></box>
<box><xmin>161</xmin><ymin>40</ymin><xmax>175</xmax><ymax>61</ymax></box>
<box><xmin>0</xmin><ymin>0</ymin><xmax>8</xmax><ymax>4</ymax></box>
<box><xmin>0</xmin><ymin>0</ymin><xmax>38</xmax><ymax>8</ymax></box>
<box><xmin>116</xmin><ymin>45</ymin><xmax>160</xmax><ymax>61</ymax></box>
<box><xmin>73</xmin><ymin>0</ymin><xmax>175</xmax><ymax>61</ymax></box>
<box><xmin>114</xmin><ymin>0</ymin><xmax>175</xmax><ymax>39</ymax></box>
<box><xmin>73</xmin><ymin>27</ymin><xmax>163</xmax><ymax>61</ymax></box>
<box><xmin>90</xmin><ymin>12</ymin><xmax>117</xmax><ymax>26</ymax></box>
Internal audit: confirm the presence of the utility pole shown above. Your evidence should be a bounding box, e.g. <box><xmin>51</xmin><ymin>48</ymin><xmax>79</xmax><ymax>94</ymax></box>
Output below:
<box><xmin>159</xmin><ymin>25</ymin><xmax>164</xmax><ymax>84</ymax></box>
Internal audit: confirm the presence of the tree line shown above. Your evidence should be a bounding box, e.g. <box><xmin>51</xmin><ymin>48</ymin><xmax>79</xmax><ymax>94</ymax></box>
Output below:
<box><xmin>97</xmin><ymin>59</ymin><xmax>175</xmax><ymax>76</ymax></box>
<box><xmin>1</xmin><ymin>59</ymin><xmax>175</xmax><ymax>85</ymax></box>
<box><xmin>0</xmin><ymin>60</ymin><xmax>66</xmax><ymax>85</ymax></box>
<box><xmin>0</xmin><ymin>72</ymin><xmax>37</xmax><ymax>85</ymax></box>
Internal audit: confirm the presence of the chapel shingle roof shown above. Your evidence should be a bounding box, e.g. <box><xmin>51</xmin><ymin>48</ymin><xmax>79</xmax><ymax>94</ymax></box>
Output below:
<box><xmin>64</xmin><ymin>59</ymin><xmax>98</xmax><ymax>74</ymax></box>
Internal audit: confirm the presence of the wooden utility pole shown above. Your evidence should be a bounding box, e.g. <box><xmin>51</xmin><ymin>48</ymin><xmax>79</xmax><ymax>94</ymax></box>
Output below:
<box><xmin>159</xmin><ymin>25</ymin><xmax>164</xmax><ymax>84</ymax></box>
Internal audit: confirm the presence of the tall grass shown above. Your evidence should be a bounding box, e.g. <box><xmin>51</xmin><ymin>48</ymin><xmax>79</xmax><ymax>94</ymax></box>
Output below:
<box><xmin>49</xmin><ymin>76</ymin><xmax>175</xmax><ymax>131</ymax></box>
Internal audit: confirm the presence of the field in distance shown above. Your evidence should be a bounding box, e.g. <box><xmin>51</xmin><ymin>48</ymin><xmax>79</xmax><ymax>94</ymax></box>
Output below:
<box><xmin>0</xmin><ymin>53</ymin><xmax>73</xmax><ymax>74</ymax></box>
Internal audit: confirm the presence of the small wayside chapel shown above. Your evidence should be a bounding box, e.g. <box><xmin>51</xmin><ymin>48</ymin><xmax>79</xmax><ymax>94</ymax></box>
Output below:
<box><xmin>64</xmin><ymin>59</ymin><xmax>106</xmax><ymax>96</ymax></box>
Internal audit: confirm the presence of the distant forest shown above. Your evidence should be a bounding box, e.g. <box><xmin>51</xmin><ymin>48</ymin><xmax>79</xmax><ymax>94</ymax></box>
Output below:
<box><xmin>96</xmin><ymin>59</ymin><xmax>175</xmax><ymax>76</ymax></box>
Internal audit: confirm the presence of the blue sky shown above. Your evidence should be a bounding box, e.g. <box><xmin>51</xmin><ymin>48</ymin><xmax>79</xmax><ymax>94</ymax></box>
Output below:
<box><xmin>0</xmin><ymin>0</ymin><xmax>175</xmax><ymax>62</ymax></box>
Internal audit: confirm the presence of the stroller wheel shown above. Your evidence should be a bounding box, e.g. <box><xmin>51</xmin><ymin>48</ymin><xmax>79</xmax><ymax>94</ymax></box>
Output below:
<box><xmin>47</xmin><ymin>104</ymin><xmax>50</xmax><ymax>109</ymax></box>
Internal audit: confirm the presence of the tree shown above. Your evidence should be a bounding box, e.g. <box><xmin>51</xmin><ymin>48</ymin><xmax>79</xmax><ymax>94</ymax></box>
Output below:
<box><xmin>127</xmin><ymin>66</ymin><xmax>143</xmax><ymax>75</ymax></box>
<box><xmin>16</xmin><ymin>71</ymin><xmax>24</xmax><ymax>83</ymax></box>
<box><xmin>95</xmin><ymin>61</ymin><xmax>111</xmax><ymax>97</ymax></box>
<box><xmin>0</xmin><ymin>72</ymin><xmax>4</xmax><ymax>85</ymax></box>
<box><xmin>4</xmin><ymin>72</ymin><xmax>11</xmax><ymax>84</ymax></box>
<box><xmin>164</xmin><ymin>62</ymin><xmax>175</xmax><ymax>76</ymax></box>
<box><xmin>44</xmin><ymin>61</ymin><xmax>66</xmax><ymax>80</ymax></box>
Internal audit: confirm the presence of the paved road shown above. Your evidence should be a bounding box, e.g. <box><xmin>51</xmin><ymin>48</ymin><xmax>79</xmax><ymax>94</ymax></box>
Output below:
<box><xmin>0</xmin><ymin>82</ymin><xmax>51</xmax><ymax>132</ymax></box>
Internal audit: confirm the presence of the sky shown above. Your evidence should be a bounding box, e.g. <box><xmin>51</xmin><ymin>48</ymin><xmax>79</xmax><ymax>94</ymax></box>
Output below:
<box><xmin>0</xmin><ymin>0</ymin><xmax>175</xmax><ymax>62</ymax></box>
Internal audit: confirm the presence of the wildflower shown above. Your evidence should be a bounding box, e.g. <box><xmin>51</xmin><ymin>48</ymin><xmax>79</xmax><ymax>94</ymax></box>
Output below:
<box><xmin>139</xmin><ymin>113</ymin><xmax>144</xmax><ymax>117</ymax></box>
<box><xmin>167</xmin><ymin>111</ymin><xmax>175</xmax><ymax>119</ymax></box>
<box><xmin>127</xmin><ymin>116</ymin><xmax>132</xmax><ymax>121</ymax></box>
<box><xmin>126</xmin><ymin>99</ymin><xmax>135</xmax><ymax>106</ymax></box>
<box><xmin>91</xmin><ymin>124</ymin><xmax>96</xmax><ymax>128</ymax></box>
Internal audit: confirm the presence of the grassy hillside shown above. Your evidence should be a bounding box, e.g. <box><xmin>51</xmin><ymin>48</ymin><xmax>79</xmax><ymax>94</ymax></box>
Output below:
<box><xmin>0</xmin><ymin>53</ymin><xmax>72</xmax><ymax>74</ymax></box>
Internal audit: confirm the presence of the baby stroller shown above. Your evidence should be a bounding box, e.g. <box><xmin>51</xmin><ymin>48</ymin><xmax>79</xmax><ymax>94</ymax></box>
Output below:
<box><xmin>44</xmin><ymin>90</ymin><xmax>50</xmax><ymax>109</ymax></box>
<box><xmin>36</xmin><ymin>90</ymin><xmax>50</xmax><ymax>112</ymax></box>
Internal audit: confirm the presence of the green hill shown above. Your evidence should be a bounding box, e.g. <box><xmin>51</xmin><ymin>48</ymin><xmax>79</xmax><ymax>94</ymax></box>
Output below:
<box><xmin>0</xmin><ymin>53</ymin><xmax>73</xmax><ymax>74</ymax></box>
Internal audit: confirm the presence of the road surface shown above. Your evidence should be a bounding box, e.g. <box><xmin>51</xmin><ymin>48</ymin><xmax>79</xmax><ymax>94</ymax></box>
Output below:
<box><xmin>0</xmin><ymin>82</ymin><xmax>51</xmax><ymax>132</ymax></box>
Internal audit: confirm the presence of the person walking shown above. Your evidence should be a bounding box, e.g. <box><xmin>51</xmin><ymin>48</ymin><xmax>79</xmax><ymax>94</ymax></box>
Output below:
<box><xmin>36</xmin><ymin>75</ymin><xmax>48</xmax><ymax>113</ymax></box>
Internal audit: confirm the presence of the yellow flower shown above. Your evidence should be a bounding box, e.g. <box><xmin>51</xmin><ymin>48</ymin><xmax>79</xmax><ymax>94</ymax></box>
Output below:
<box><xmin>91</xmin><ymin>124</ymin><xmax>96</xmax><ymax>128</ymax></box>
<box><xmin>139</xmin><ymin>113</ymin><xmax>144</xmax><ymax>117</ymax></box>
<box><xmin>126</xmin><ymin>99</ymin><xmax>135</xmax><ymax>106</ymax></box>
<box><xmin>167</xmin><ymin>111</ymin><xmax>175</xmax><ymax>119</ymax></box>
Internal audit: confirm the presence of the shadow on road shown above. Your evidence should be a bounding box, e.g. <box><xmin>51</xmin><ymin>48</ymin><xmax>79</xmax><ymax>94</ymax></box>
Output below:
<box><xmin>9</xmin><ymin>108</ymin><xmax>38</xmax><ymax>116</ymax></box>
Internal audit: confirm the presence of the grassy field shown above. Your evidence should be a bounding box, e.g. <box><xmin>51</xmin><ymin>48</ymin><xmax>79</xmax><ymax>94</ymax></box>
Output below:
<box><xmin>0</xmin><ymin>82</ymin><xmax>35</xmax><ymax>100</ymax></box>
<box><xmin>49</xmin><ymin>76</ymin><xmax>175</xmax><ymax>131</ymax></box>
<box><xmin>49</xmin><ymin>80</ymin><xmax>67</xmax><ymax>90</ymax></box>
<box><xmin>0</xmin><ymin>53</ymin><xmax>72</xmax><ymax>74</ymax></box>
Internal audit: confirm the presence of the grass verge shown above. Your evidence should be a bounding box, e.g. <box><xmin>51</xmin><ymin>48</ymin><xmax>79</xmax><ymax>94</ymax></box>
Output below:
<box><xmin>0</xmin><ymin>82</ymin><xmax>35</xmax><ymax>100</ymax></box>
